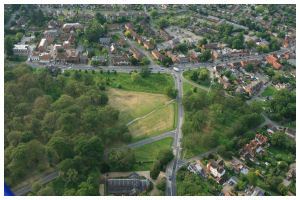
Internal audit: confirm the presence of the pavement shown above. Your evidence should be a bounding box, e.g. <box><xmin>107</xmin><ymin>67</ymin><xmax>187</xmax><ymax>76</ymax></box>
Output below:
<box><xmin>127</xmin><ymin>130</ymin><xmax>175</xmax><ymax>148</ymax></box>
<box><xmin>12</xmin><ymin>171</ymin><xmax>59</xmax><ymax>196</ymax></box>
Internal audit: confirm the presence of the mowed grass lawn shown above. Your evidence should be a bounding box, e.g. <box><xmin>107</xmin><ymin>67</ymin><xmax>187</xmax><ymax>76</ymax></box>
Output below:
<box><xmin>107</xmin><ymin>88</ymin><xmax>171</xmax><ymax>123</ymax></box>
<box><xmin>133</xmin><ymin>137</ymin><xmax>173</xmax><ymax>171</ymax></box>
<box><xmin>128</xmin><ymin>102</ymin><xmax>176</xmax><ymax>141</ymax></box>
<box><xmin>261</xmin><ymin>86</ymin><xmax>277</xmax><ymax>97</ymax></box>
<box><xmin>95</xmin><ymin>72</ymin><xmax>174</xmax><ymax>94</ymax></box>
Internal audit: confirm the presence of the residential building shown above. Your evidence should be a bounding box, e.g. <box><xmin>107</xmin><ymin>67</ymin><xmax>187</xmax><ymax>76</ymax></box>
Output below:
<box><xmin>44</xmin><ymin>30</ymin><xmax>58</xmax><ymax>43</ymax></box>
<box><xmin>38</xmin><ymin>38</ymin><xmax>47</xmax><ymax>52</ymax></box>
<box><xmin>265</xmin><ymin>54</ymin><xmax>282</xmax><ymax>70</ymax></box>
<box><xmin>143</xmin><ymin>40</ymin><xmax>154</xmax><ymax>50</ymax></box>
<box><xmin>151</xmin><ymin>50</ymin><xmax>165</xmax><ymax>62</ymax></box>
<box><xmin>125</xmin><ymin>23</ymin><xmax>134</xmax><ymax>30</ymax></box>
<box><xmin>29</xmin><ymin>51</ymin><xmax>40</xmax><ymax>61</ymax></box>
<box><xmin>240</xmin><ymin>133</ymin><xmax>268</xmax><ymax>162</ymax></box>
<box><xmin>243</xmin><ymin>81</ymin><xmax>263</xmax><ymax>96</ymax></box>
<box><xmin>91</xmin><ymin>56</ymin><xmax>107</xmax><ymax>65</ymax></box>
<box><xmin>159</xmin><ymin>29</ymin><xmax>172</xmax><ymax>41</ymax></box>
<box><xmin>65</xmin><ymin>49</ymin><xmax>79</xmax><ymax>63</ymax></box>
<box><xmin>62</xmin><ymin>23</ymin><xmax>83</xmax><ymax>32</ymax></box>
<box><xmin>111</xmin><ymin>55</ymin><xmax>130</xmax><ymax>66</ymax></box>
<box><xmin>99</xmin><ymin>37</ymin><xmax>111</xmax><ymax>45</ymax></box>
<box><xmin>39</xmin><ymin>52</ymin><xmax>51</xmax><ymax>63</ymax></box>
<box><xmin>230</xmin><ymin>158</ymin><xmax>249</xmax><ymax>175</ymax></box>
<box><xmin>129</xmin><ymin>47</ymin><xmax>144</xmax><ymax>60</ymax></box>
<box><xmin>207</xmin><ymin>159</ymin><xmax>226</xmax><ymax>183</ymax></box>
<box><xmin>13</xmin><ymin>44</ymin><xmax>29</xmax><ymax>56</ymax></box>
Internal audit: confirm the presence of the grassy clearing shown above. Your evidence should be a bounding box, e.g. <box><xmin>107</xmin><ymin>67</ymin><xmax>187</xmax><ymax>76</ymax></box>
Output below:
<box><xmin>128</xmin><ymin>102</ymin><xmax>176</xmax><ymax>140</ymax></box>
<box><xmin>107</xmin><ymin>88</ymin><xmax>170</xmax><ymax>123</ymax></box>
<box><xmin>261</xmin><ymin>86</ymin><xmax>276</xmax><ymax>97</ymax></box>
<box><xmin>94</xmin><ymin>72</ymin><xmax>174</xmax><ymax>94</ymax></box>
<box><xmin>133</xmin><ymin>137</ymin><xmax>173</xmax><ymax>171</ymax></box>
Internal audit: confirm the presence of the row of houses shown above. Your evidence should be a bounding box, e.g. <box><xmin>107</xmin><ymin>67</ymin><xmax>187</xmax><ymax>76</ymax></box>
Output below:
<box><xmin>125</xmin><ymin>23</ymin><xmax>155</xmax><ymax>50</ymax></box>
<box><xmin>240</xmin><ymin>133</ymin><xmax>269</xmax><ymax>162</ymax></box>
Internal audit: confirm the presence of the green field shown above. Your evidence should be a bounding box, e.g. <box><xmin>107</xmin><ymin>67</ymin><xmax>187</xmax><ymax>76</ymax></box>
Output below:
<box><xmin>261</xmin><ymin>86</ymin><xmax>277</xmax><ymax>97</ymax></box>
<box><xmin>133</xmin><ymin>137</ymin><xmax>173</xmax><ymax>171</ymax></box>
<box><xmin>108</xmin><ymin>88</ymin><xmax>171</xmax><ymax>124</ymax></box>
<box><xmin>128</xmin><ymin>102</ymin><xmax>176</xmax><ymax>141</ymax></box>
<box><xmin>94</xmin><ymin>72</ymin><xmax>174</xmax><ymax>94</ymax></box>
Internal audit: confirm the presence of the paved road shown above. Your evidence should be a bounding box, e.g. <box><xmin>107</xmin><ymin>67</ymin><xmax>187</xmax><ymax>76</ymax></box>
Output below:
<box><xmin>127</xmin><ymin>131</ymin><xmax>175</xmax><ymax>148</ymax></box>
<box><xmin>12</xmin><ymin>171</ymin><xmax>59</xmax><ymax>196</ymax></box>
<box><xmin>165</xmin><ymin>71</ymin><xmax>184</xmax><ymax>196</ymax></box>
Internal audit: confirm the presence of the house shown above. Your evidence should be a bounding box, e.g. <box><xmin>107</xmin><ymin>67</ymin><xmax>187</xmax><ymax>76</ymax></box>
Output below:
<box><xmin>243</xmin><ymin>81</ymin><xmax>263</xmax><ymax>96</ymax></box>
<box><xmin>244</xmin><ymin>186</ymin><xmax>265</xmax><ymax>196</ymax></box>
<box><xmin>202</xmin><ymin>43</ymin><xmax>219</xmax><ymax>50</ymax></box>
<box><xmin>129</xmin><ymin>47</ymin><xmax>144</xmax><ymax>60</ymax></box>
<box><xmin>63</xmin><ymin>41</ymin><xmax>70</xmax><ymax>49</ymax></box>
<box><xmin>151</xmin><ymin>50</ymin><xmax>165</xmax><ymax>62</ymax></box>
<box><xmin>62</xmin><ymin>23</ymin><xmax>83</xmax><ymax>32</ymax></box>
<box><xmin>99</xmin><ymin>37</ymin><xmax>111</xmax><ymax>45</ymax></box>
<box><xmin>38</xmin><ymin>38</ymin><xmax>47</xmax><ymax>52</ymax></box>
<box><xmin>107</xmin><ymin>23</ymin><xmax>120</xmax><ymax>31</ymax></box>
<box><xmin>207</xmin><ymin>159</ymin><xmax>226</xmax><ymax>183</ymax></box>
<box><xmin>136</xmin><ymin>36</ymin><xmax>143</xmax><ymax>45</ymax></box>
<box><xmin>207</xmin><ymin>15</ymin><xmax>221</xmax><ymax>23</ymax></box>
<box><xmin>79</xmin><ymin>53</ymin><xmax>88</xmax><ymax>64</ymax></box>
<box><xmin>240</xmin><ymin>59</ymin><xmax>261</xmax><ymax>68</ymax></box>
<box><xmin>13</xmin><ymin>44</ymin><xmax>29</xmax><ymax>56</ymax></box>
<box><xmin>125</xmin><ymin>23</ymin><xmax>134</xmax><ymax>30</ymax></box>
<box><xmin>111</xmin><ymin>55</ymin><xmax>130</xmax><ymax>66</ymax></box>
<box><xmin>110</xmin><ymin>44</ymin><xmax>117</xmax><ymax>54</ymax></box>
<box><xmin>166</xmin><ymin>51</ymin><xmax>179</xmax><ymax>63</ymax></box>
<box><xmin>44</xmin><ymin>30</ymin><xmax>58</xmax><ymax>43</ymax></box>
<box><xmin>283</xmin><ymin>35</ymin><xmax>289</xmax><ymax>48</ymax></box>
<box><xmin>91</xmin><ymin>56</ymin><xmax>107</xmax><ymax>65</ymax></box>
<box><xmin>48</xmin><ymin>20</ymin><xmax>59</xmax><ymax>29</ymax></box>
<box><xmin>178</xmin><ymin>54</ymin><xmax>189</xmax><ymax>63</ymax></box>
<box><xmin>187</xmin><ymin>161</ymin><xmax>206</xmax><ymax>178</ymax></box>
<box><xmin>143</xmin><ymin>40</ymin><xmax>154</xmax><ymax>50</ymax></box>
<box><xmin>106</xmin><ymin>173</ymin><xmax>150</xmax><ymax>195</ymax></box>
<box><xmin>29</xmin><ymin>51</ymin><xmax>40</xmax><ymax>62</ymax></box>
<box><xmin>265</xmin><ymin>54</ymin><xmax>282</xmax><ymax>70</ymax></box>
<box><xmin>159</xmin><ymin>29</ymin><xmax>172</xmax><ymax>41</ymax></box>
<box><xmin>65</xmin><ymin>49</ymin><xmax>79</xmax><ymax>63</ymax></box>
<box><xmin>240</xmin><ymin>133</ymin><xmax>268</xmax><ymax>162</ymax></box>
<box><xmin>230</xmin><ymin>158</ymin><xmax>249</xmax><ymax>175</ymax></box>
<box><xmin>39</xmin><ymin>52</ymin><xmax>51</xmax><ymax>63</ymax></box>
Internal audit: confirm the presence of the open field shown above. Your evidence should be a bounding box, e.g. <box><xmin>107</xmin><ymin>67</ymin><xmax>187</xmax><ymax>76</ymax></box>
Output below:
<box><xmin>107</xmin><ymin>88</ymin><xmax>170</xmax><ymax>123</ymax></box>
<box><xmin>133</xmin><ymin>138</ymin><xmax>173</xmax><ymax>171</ymax></box>
<box><xmin>94</xmin><ymin>72</ymin><xmax>174</xmax><ymax>94</ymax></box>
<box><xmin>128</xmin><ymin>102</ymin><xmax>176</xmax><ymax>140</ymax></box>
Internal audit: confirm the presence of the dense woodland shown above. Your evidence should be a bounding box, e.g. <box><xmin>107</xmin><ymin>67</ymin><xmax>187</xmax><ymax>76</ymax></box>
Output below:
<box><xmin>182</xmin><ymin>88</ymin><xmax>264</xmax><ymax>158</ymax></box>
<box><xmin>4</xmin><ymin>64</ymin><xmax>135</xmax><ymax>195</ymax></box>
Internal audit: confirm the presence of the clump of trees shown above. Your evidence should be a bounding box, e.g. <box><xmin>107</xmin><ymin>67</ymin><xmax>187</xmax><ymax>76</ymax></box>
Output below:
<box><xmin>4</xmin><ymin>64</ymin><xmax>130</xmax><ymax>195</ymax></box>
<box><xmin>150</xmin><ymin>149</ymin><xmax>174</xmax><ymax>179</ymax></box>
<box><xmin>182</xmin><ymin>88</ymin><xmax>264</xmax><ymax>156</ymax></box>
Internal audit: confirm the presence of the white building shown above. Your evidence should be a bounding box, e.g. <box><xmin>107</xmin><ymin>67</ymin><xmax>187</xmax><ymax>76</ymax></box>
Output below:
<box><xmin>13</xmin><ymin>44</ymin><xmax>29</xmax><ymax>56</ymax></box>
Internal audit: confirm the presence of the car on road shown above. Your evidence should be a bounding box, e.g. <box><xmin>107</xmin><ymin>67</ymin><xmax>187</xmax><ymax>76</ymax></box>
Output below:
<box><xmin>173</xmin><ymin>67</ymin><xmax>180</xmax><ymax>72</ymax></box>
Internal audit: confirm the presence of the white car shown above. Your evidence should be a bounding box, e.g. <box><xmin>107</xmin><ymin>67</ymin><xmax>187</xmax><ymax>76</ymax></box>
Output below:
<box><xmin>173</xmin><ymin>67</ymin><xmax>180</xmax><ymax>72</ymax></box>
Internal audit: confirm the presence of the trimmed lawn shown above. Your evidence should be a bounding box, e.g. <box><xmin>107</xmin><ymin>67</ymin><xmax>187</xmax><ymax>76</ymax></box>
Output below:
<box><xmin>128</xmin><ymin>102</ymin><xmax>176</xmax><ymax>140</ymax></box>
<box><xmin>133</xmin><ymin>138</ymin><xmax>173</xmax><ymax>171</ymax></box>
<box><xmin>94</xmin><ymin>72</ymin><xmax>174</xmax><ymax>94</ymax></box>
<box><xmin>107</xmin><ymin>88</ymin><xmax>171</xmax><ymax>124</ymax></box>
<box><xmin>261</xmin><ymin>86</ymin><xmax>276</xmax><ymax>97</ymax></box>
